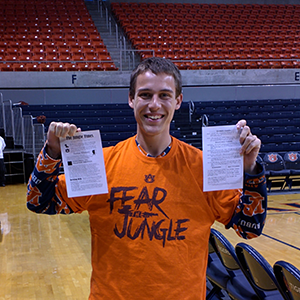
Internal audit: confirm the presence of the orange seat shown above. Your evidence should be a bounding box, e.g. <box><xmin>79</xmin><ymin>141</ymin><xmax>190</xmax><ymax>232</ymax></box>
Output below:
<box><xmin>281</xmin><ymin>61</ymin><xmax>294</xmax><ymax>68</ymax></box>
<box><xmin>102</xmin><ymin>62</ymin><xmax>118</xmax><ymax>71</ymax></box>
<box><xmin>4</xmin><ymin>53</ymin><xmax>19</xmax><ymax>62</ymax></box>
<box><xmin>27</xmin><ymin>63</ymin><xmax>41</xmax><ymax>71</ymax></box>
<box><xmin>31</xmin><ymin>53</ymin><xmax>46</xmax><ymax>61</ymax></box>
<box><xmin>64</xmin><ymin>63</ymin><xmax>80</xmax><ymax>71</ymax></box>
<box><xmin>232</xmin><ymin>61</ymin><xmax>246</xmax><ymax>69</ymax></box>
<box><xmin>0</xmin><ymin>63</ymin><xmax>14</xmax><ymax>71</ymax></box>
<box><xmin>51</xmin><ymin>63</ymin><xmax>67</xmax><ymax>71</ymax></box>
<box><xmin>257</xmin><ymin>61</ymin><xmax>270</xmax><ymax>69</ymax></box>
<box><xmin>43</xmin><ymin>52</ymin><xmax>58</xmax><ymax>61</ymax></box>
<box><xmin>77</xmin><ymin>62</ymin><xmax>92</xmax><ymax>71</ymax></box>
<box><xmin>39</xmin><ymin>63</ymin><xmax>54</xmax><ymax>71</ymax></box>
<box><xmin>245</xmin><ymin>61</ymin><xmax>258</xmax><ymax>69</ymax></box>
<box><xmin>58</xmin><ymin>52</ymin><xmax>72</xmax><ymax>61</ymax></box>
<box><xmin>85</xmin><ymin>53</ymin><xmax>99</xmax><ymax>62</ymax></box>
<box><xmin>71</xmin><ymin>53</ymin><xmax>85</xmax><ymax>62</ymax></box>
<box><xmin>89</xmin><ymin>62</ymin><xmax>104</xmax><ymax>71</ymax></box>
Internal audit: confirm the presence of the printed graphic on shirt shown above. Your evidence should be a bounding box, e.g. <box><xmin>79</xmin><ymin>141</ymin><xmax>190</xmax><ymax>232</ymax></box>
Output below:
<box><xmin>107</xmin><ymin>174</ymin><xmax>190</xmax><ymax>247</ymax></box>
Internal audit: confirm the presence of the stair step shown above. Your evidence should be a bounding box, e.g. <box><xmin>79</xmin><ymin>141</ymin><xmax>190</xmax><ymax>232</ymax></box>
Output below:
<box><xmin>85</xmin><ymin>0</ymin><xmax>135</xmax><ymax>70</ymax></box>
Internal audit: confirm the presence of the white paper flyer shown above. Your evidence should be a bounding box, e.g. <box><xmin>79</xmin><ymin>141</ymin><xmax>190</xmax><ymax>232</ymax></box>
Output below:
<box><xmin>60</xmin><ymin>130</ymin><xmax>108</xmax><ymax>197</ymax></box>
<box><xmin>202</xmin><ymin>125</ymin><xmax>243</xmax><ymax>192</ymax></box>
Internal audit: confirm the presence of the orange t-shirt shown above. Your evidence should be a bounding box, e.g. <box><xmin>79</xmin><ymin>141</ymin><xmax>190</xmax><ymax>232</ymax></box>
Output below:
<box><xmin>54</xmin><ymin>136</ymin><xmax>240</xmax><ymax>300</ymax></box>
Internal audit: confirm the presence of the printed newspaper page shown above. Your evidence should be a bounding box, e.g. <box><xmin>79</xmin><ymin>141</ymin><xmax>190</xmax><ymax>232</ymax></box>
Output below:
<box><xmin>60</xmin><ymin>130</ymin><xmax>108</xmax><ymax>197</ymax></box>
<box><xmin>202</xmin><ymin>125</ymin><xmax>243</xmax><ymax>192</ymax></box>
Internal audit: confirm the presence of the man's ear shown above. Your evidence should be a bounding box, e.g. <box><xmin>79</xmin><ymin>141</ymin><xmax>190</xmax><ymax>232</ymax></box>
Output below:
<box><xmin>175</xmin><ymin>93</ymin><xmax>183</xmax><ymax>110</ymax></box>
<box><xmin>128</xmin><ymin>94</ymin><xmax>134</xmax><ymax>109</ymax></box>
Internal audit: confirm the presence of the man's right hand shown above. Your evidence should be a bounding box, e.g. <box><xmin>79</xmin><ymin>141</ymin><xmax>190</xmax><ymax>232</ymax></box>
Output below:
<box><xmin>46</xmin><ymin>122</ymin><xmax>78</xmax><ymax>159</ymax></box>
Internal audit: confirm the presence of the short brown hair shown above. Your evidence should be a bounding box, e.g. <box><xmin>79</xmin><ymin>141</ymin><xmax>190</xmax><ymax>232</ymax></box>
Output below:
<box><xmin>129</xmin><ymin>57</ymin><xmax>182</xmax><ymax>98</ymax></box>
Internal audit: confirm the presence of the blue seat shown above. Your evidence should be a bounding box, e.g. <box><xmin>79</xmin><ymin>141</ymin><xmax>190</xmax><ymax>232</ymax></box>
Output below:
<box><xmin>274</xmin><ymin>260</ymin><xmax>300</xmax><ymax>300</ymax></box>
<box><xmin>206</xmin><ymin>233</ymin><xmax>230</xmax><ymax>300</ymax></box>
<box><xmin>235</xmin><ymin>243</ymin><xmax>286</xmax><ymax>300</ymax></box>
<box><xmin>210</xmin><ymin>229</ymin><xmax>260</xmax><ymax>300</ymax></box>
<box><xmin>283</xmin><ymin>152</ymin><xmax>300</xmax><ymax>190</ymax></box>
<box><xmin>284</xmin><ymin>152</ymin><xmax>300</xmax><ymax>173</ymax></box>
<box><xmin>262</xmin><ymin>152</ymin><xmax>290</xmax><ymax>191</ymax></box>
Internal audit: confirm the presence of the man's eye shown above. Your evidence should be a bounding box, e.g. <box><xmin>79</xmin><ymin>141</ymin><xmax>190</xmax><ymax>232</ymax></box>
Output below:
<box><xmin>160</xmin><ymin>93</ymin><xmax>171</xmax><ymax>99</ymax></box>
<box><xmin>140</xmin><ymin>93</ymin><xmax>151</xmax><ymax>99</ymax></box>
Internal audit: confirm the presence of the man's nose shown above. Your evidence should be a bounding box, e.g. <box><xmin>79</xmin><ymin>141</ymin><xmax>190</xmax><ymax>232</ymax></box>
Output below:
<box><xmin>149</xmin><ymin>95</ymin><xmax>161</xmax><ymax>109</ymax></box>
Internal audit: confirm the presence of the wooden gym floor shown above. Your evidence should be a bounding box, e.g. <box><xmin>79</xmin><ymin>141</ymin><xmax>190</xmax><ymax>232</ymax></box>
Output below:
<box><xmin>1</xmin><ymin>183</ymin><xmax>300</xmax><ymax>299</ymax></box>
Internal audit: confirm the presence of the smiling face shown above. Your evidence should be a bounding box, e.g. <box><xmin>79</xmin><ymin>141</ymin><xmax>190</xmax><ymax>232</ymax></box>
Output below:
<box><xmin>129</xmin><ymin>71</ymin><xmax>183</xmax><ymax>143</ymax></box>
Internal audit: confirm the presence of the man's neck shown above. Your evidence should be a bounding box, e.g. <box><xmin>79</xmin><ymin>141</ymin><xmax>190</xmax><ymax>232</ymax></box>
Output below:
<box><xmin>136</xmin><ymin>133</ymin><xmax>172</xmax><ymax>157</ymax></box>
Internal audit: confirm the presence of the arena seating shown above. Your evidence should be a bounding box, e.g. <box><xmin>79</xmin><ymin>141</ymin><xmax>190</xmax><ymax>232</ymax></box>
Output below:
<box><xmin>2</xmin><ymin>1</ymin><xmax>300</xmax><ymax>71</ymax></box>
<box><xmin>193</xmin><ymin>98</ymin><xmax>300</xmax><ymax>191</ymax></box>
<box><xmin>111</xmin><ymin>2</ymin><xmax>300</xmax><ymax>70</ymax></box>
<box><xmin>19</xmin><ymin>99</ymin><xmax>300</xmax><ymax>191</ymax></box>
<box><xmin>208</xmin><ymin>229</ymin><xmax>299</xmax><ymax>300</ymax></box>
<box><xmin>274</xmin><ymin>260</ymin><xmax>300</xmax><ymax>300</ymax></box>
<box><xmin>0</xmin><ymin>0</ymin><xmax>117</xmax><ymax>71</ymax></box>
<box><xmin>20</xmin><ymin>103</ymin><xmax>181</xmax><ymax>147</ymax></box>
<box><xmin>194</xmin><ymin>98</ymin><xmax>300</xmax><ymax>154</ymax></box>
<box><xmin>209</xmin><ymin>229</ymin><xmax>260</xmax><ymax>300</ymax></box>
<box><xmin>235</xmin><ymin>242</ymin><xmax>285</xmax><ymax>299</ymax></box>
<box><xmin>206</xmin><ymin>234</ymin><xmax>230</xmax><ymax>299</ymax></box>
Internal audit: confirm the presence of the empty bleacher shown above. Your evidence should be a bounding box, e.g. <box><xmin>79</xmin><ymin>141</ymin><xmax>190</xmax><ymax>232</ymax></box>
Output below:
<box><xmin>20</xmin><ymin>98</ymin><xmax>300</xmax><ymax>154</ymax></box>
<box><xmin>2</xmin><ymin>2</ymin><xmax>300</xmax><ymax>71</ymax></box>
<box><xmin>192</xmin><ymin>98</ymin><xmax>300</xmax><ymax>191</ymax></box>
<box><xmin>2</xmin><ymin>97</ymin><xmax>299</xmax><ymax>190</ymax></box>
<box><xmin>112</xmin><ymin>2</ymin><xmax>300</xmax><ymax>70</ymax></box>
<box><xmin>194</xmin><ymin>98</ymin><xmax>300</xmax><ymax>154</ymax></box>
<box><xmin>20</xmin><ymin>103</ymin><xmax>181</xmax><ymax>147</ymax></box>
<box><xmin>0</xmin><ymin>0</ymin><xmax>118</xmax><ymax>71</ymax></box>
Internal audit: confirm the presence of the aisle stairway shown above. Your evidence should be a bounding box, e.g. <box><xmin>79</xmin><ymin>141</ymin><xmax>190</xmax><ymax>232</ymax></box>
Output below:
<box><xmin>85</xmin><ymin>0</ymin><xmax>140</xmax><ymax>71</ymax></box>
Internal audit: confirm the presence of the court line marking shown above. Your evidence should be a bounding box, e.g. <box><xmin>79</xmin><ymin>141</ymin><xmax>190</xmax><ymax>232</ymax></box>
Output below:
<box><xmin>262</xmin><ymin>233</ymin><xmax>300</xmax><ymax>251</ymax></box>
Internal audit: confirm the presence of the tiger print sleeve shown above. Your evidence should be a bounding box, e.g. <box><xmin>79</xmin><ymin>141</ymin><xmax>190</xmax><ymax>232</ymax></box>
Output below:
<box><xmin>26</xmin><ymin>146</ymin><xmax>73</xmax><ymax>215</ymax></box>
<box><xmin>226</xmin><ymin>162</ymin><xmax>267</xmax><ymax>239</ymax></box>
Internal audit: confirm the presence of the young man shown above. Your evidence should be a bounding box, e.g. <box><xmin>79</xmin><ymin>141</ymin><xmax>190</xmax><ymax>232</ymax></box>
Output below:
<box><xmin>27</xmin><ymin>57</ymin><xmax>267</xmax><ymax>300</ymax></box>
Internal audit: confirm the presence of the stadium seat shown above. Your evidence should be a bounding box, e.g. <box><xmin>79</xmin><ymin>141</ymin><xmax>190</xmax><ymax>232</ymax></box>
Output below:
<box><xmin>27</xmin><ymin>63</ymin><xmax>41</xmax><ymax>71</ymax></box>
<box><xmin>210</xmin><ymin>229</ymin><xmax>261</xmax><ymax>300</ymax></box>
<box><xmin>283</xmin><ymin>152</ymin><xmax>300</xmax><ymax>190</ymax></box>
<box><xmin>206</xmin><ymin>233</ymin><xmax>230</xmax><ymax>299</ymax></box>
<box><xmin>235</xmin><ymin>243</ymin><xmax>285</xmax><ymax>300</ymax></box>
<box><xmin>262</xmin><ymin>152</ymin><xmax>290</xmax><ymax>191</ymax></box>
<box><xmin>273</xmin><ymin>260</ymin><xmax>300</xmax><ymax>300</ymax></box>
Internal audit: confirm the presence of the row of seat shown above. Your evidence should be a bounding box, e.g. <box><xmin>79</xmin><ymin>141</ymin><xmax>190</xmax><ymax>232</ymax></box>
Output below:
<box><xmin>0</xmin><ymin>62</ymin><xmax>118</xmax><ymax>72</ymax></box>
<box><xmin>112</xmin><ymin>2</ymin><xmax>300</xmax><ymax>11</ymax></box>
<box><xmin>207</xmin><ymin>228</ymin><xmax>300</xmax><ymax>300</ymax></box>
<box><xmin>112</xmin><ymin>3</ymin><xmax>300</xmax><ymax>18</ymax></box>
<box><xmin>257</xmin><ymin>152</ymin><xmax>300</xmax><ymax>192</ymax></box>
<box><xmin>2</xmin><ymin>26</ymin><xmax>98</xmax><ymax>33</ymax></box>
<box><xmin>113</xmin><ymin>3</ymin><xmax>300</xmax><ymax>68</ymax></box>
<box><xmin>0</xmin><ymin>0</ymin><xmax>119</xmax><ymax>71</ymax></box>
<box><xmin>20</xmin><ymin>100</ymin><xmax>299</xmax><ymax>158</ymax></box>
<box><xmin>1</xmin><ymin>39</ymin><xmax>104</xmax><ymax>47</ymax></box>
<box><xmin>20</xmin><ymin>103</ymin><xmax>131</xmax><ymax>112</ymax></box>
<box><xmin>8</xmin><ymin>60</ymin><xmax>289</xmax><ymax>72</ymax></box>
<box><xmin>163</xmin><ymin>61</ymin><xmax>299</xmax><ymax>71</ymax></box>
<box><xmin>2</xmin><ymin>34</ymin><xmax>103</xmax><ymax>42</ymax></box>
<box><xmin>1</xmin><ymin>52</ymin><xmax>111</xmax><ymax>60</ymax></box>
<box><xmin>181</xmin><ymin>99</ymin><xmax>296</xmax><ymax>149</ymax></box>
<box><xmin>1</xmin><ymin>47</ymin><xmax>107</xmax><ymax>56</ymax></box>
<box><xmin>119</xmin><ymin>11</ymin><xmax>300</xmax><ymax>21</ymax></box>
